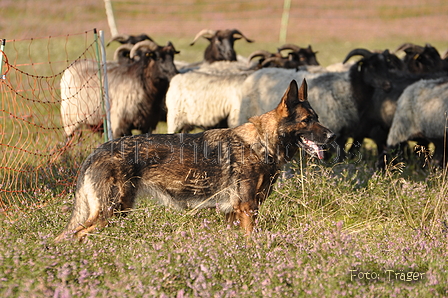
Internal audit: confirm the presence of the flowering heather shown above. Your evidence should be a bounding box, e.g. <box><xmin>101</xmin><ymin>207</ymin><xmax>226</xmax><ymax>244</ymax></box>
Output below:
<box><xmin>1</xmin><ymin>160</ymin><xmax>447</xmax><ymax>297</ymax></box>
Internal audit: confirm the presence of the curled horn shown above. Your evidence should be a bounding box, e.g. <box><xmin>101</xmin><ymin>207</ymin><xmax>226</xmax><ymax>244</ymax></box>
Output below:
<box><xmin>230</xmin><ymin>29</ymin><xmax>254</xmax><ymax>43</ymax></box>
<box><xmin>343</xmin><ymin>48</ymin><xmax>373</xmax><ymax>64</ymax></box>
<box><xmin>190</xmin><ymin>29</ymin><xmax>216</xmax><ymax>46</ymax></box>
<box><xmin>107</xmin><ymin>34</ymin><xmax>131</xmax><ymax>46</ymax></box>
<box><xmin>130</xmin><ymin>40</ymin><xmax>160</xmax><ymax>59</ymax></box>
<box><xmin>248</xmin><ymin>50</ymin><xmax>274</xmax><ymax>62</ymax></box>
<box><xmin>393</xmin><ymin>43</ymin><xmax>424</xmax><ymax>54</ymax></box>
<box><xmin>260</xmin><ymin>56</ymin><xmax>284</xmax><ymax>68</ymax></box>
<box><xmin>113</xmin><ymin>44</ymin><xmax>134</xmax><ymax>61</ymax></box>
<box><xmin>278</xmin><ymin>44</ymin><xmax>302</xmax><ymax>53</ymax></box>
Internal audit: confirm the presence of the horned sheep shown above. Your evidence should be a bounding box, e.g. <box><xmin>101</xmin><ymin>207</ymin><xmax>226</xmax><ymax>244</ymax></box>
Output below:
<box><xmin>345</xmin><ymin>47</ymin><xmax>448</xmax><ymax>167</ymax></box>
<box><xmin>394</xmin><ymin>43</ymin><xmax>448</xmax><ymax>74</ymax></box>
<box><xmin>248</xmin><ymin>44</ymin><xmax>320</xmax><ymax>70</ymax></box>
<box><xmin>176</xmin><ymin>29</ymin><xmax>254</xmax><ymax>72</ymax></box>
<box><xmin>60</xmin><ymin>40</ymin><xmax>179</xmax><ymax>139</ymax></box>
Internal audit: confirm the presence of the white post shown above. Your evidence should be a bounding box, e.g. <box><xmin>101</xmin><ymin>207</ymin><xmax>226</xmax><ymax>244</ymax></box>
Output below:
<box><xmin>99</xmin><ymin>30</ymin><xmax>113</xmax><ymax>141</ymax></box>
<box><xmin>280</xmin><ymin>0</ymin><xmax>291</xmax><ymax>43</ymax></box>
<box><xmin>104</xmin><ymin>0</ymin><xmax>119</xmax><ymax>37</ymax></box>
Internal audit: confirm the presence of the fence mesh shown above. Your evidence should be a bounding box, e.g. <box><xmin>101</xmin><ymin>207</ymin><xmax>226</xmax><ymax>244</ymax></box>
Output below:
<box><xmin>0</xmin><ymin>30</ymin><xmax>105</xmax><ymax>217</ymax></box>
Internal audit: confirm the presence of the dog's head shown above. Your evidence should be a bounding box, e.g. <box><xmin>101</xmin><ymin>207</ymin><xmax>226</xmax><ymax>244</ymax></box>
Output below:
<box><xmin>276</xmin><ymin>79</ymin><xmax>335</xmax><ymax>159</ymax></box>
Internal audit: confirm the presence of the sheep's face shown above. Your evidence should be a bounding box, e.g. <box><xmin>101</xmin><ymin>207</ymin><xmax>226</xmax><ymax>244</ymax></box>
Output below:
<box><xmin>203</xmin><ymin>29</ymin><xmax>252</xmax><ymax>63</ymax></box>
<box><xmin>206</xmin><ymin>32</ymin><xmax>237</xmax><ymax>63</ymax></box>
<box><xmin>407</xmin><ymin>45</ymin><xmax>443</xmax><ymax>74</ymax></box>
<box><xmin>138</xmin><ymin>42</ymin><xmax>179</xmax><ymax>81</ymax></box>
<box><xmin>297</xmin><ymin>48</ymin><xmax>320</xmax><ymax>66</ymax></box>
<box><xmin>358</xmin><ymin>51</ymin><xmax>404</xmax><ymax>92</ymax></box>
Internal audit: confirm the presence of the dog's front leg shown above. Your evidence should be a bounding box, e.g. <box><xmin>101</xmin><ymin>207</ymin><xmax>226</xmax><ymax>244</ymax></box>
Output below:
<box><xmin>231</xmin><ymin>201</ymin><xmax>259</xmax><ymax>236</ymax></box>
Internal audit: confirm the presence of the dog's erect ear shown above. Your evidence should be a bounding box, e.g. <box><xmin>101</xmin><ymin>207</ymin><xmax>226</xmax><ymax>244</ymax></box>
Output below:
<box><xmin>277</xmin><ymin>79</ymin><xmax>307</xmax><ymax>116</ymax></box>
<box><xmin>298</xmin><ymin>78</ymin><xmax>307</xmax><ymax>102</ymax></box>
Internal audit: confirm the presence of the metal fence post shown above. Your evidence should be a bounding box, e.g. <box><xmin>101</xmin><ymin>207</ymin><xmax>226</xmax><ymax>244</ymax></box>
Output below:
<box><xmin>93</xmin><ymin>28</ymin><xmax>111</xmax><ymax>143</ymax></box>
<box><xmin>0</xmin><ymin>39</ymin><xmax>6</xmax><ymax>80</ymax></box>
<box><xmin>99</xmin><ymin>30</ymin><xmax>113</xmax><ymax>142</ymax></box>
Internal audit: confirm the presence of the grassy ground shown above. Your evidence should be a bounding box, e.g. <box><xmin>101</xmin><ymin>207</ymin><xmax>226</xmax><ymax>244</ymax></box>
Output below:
<box><xmin>1</xmin><ymin>156</ymin><xmax>447</xmax><ymax>297</ymax></box>
<box><xmin>1</xmin><ymin>1</ymin><xmax>448</xmax><ymax>297</ymax></box>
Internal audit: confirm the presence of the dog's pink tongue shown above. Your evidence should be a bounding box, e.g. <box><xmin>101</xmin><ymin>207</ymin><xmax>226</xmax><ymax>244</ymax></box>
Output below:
<box><xmin>312</xmin><ymin>143</ymin><xmax>325</xmax><ymax>159</ymax></box>
<box><xmin>306</xmin><ymin>139</ymin><xmax>324</xmax><ymax>159</ymax></box>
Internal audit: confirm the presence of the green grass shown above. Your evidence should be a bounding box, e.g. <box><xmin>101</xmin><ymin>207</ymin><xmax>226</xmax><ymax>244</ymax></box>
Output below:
<box><xmin>1</xmin><ymin>157</ymin><xmax>447</xmax><ymax>297</ymax></box>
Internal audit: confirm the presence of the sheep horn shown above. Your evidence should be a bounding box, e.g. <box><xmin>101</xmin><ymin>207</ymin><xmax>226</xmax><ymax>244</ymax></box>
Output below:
<box><xmin>130</xmin><ymin>40</ymin><xmax>160</xmax><ymax>58</ymax></box>
<box><xmin>107</xmin><ymin>34</ymin><xmax>131</xmax><ymax>46</ymax></box>
<box><xmin>190</xmin><ymin>29</ymin><xmax>216</xmax><ymax>46</ymax></box>
<box><xmin>278</xmin><ymin>44</ymin><xmax>302</xmax><ymax>53</ymax></box>
<box><xmin>230</xmin><ymin>29</ymin><xmax>254</xmax><ymax>43</ymax></box>
<box><xmin>248</xmin><ymin>50</ymin><xmax>274</xmax><ymax>62</ymax></box>
<box><xmin>260</xmin><ymin>56</ymin><xmax>283</xmax><ymax>68</ymax></box>
<box><xmin>393</xmin><ymin>43</ymin><xmax>424</xmax><ymax>54</ymax></box>
<box><xmin>343</xmin><ymin>48</ymin><xmax>373</xmax><ymax>64</ymax></box>
<box><xmin>113</xmin><ymin>44</ymin><xmax>134</xmax><ymax>61</ymax></box>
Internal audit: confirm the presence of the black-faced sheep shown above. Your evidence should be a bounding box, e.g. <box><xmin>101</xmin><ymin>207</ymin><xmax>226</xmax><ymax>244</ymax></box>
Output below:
<box><xmin>248</xmin><ymin>44</ymin><xmax>320</xmax><ymax>70</ymax></box>
<box><xmin>61</xmin><ymin>40</ymin><xmax>179</xmax><ymax>139</ymax></box>
<box><xmin>189</xmin><ymin>29</ymin><xmax>253</xmax><ymax>64</ymax></box>
<box><xmin>394</xmin><ymin>43</ymin><xmax>448</xmax><ymax>74</ymax></box>
<box><xmin>344</xmin><ymin>48</ymin><xmax>448</xmax><ymax>163</ymax></box>
<box><xmin>387</xmin><ymin>77</ymin><xmax>448</xmax><ymax>166</ymax></box>
<box><xmin>113</xmin><ymin>44</ymin><xmax>134</xmax><ymax>64</ymax></box>
<box><xmin>277</xmin><ymin>44</ymin><xmax>320</xmax><ymax>67</ymax></box>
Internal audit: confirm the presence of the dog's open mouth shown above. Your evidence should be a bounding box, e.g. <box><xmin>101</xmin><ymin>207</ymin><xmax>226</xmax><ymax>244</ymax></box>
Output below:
<box><xmin>299</xmin><ymin>136</ymin><xmax>325</xmax><ymax>159</ymax></box>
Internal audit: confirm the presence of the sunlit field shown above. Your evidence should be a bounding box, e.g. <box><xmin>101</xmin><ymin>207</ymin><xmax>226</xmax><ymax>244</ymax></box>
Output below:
<box><xmin>1</xmin><ymin>1</ymin><xmax>447</xmax><ymax>297</ymax></box>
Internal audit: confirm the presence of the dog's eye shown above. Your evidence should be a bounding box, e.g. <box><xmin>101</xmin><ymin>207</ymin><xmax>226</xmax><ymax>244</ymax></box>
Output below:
<box><xmin>301</xmin><ymin>117</ymin><xmax>311</xmax><ymax>124</ymax></box>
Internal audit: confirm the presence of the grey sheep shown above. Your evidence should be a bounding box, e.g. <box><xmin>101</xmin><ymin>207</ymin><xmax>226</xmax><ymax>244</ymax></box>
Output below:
<box><xmin>237</xmin><ymin>67</ymin><xmax>357</xmax><ymax>156</ymax></box>
<box><xmin>387</xmin><ymin>77</ymin><xmax>448</xmax><ymax>165</ymax></box>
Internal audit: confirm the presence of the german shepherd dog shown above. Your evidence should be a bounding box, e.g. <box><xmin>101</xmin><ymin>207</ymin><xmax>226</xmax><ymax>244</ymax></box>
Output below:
<box><xmin>55</xmin><ymin>79</ymin><xmax>335</xmax><ymax>242</ymax></box>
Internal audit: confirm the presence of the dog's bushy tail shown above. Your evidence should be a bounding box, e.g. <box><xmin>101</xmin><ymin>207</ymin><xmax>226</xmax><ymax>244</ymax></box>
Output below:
<box><xmin>54</xmin><ymin>161</ymin><xmax>137</xmax><ymax>242</ymax></box>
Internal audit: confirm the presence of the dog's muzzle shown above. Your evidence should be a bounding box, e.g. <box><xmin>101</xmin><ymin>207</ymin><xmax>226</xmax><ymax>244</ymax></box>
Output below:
<box><xmin>299</xmin><ymin>131</ymin><xmax>335</xmax><ymax>160</ymax></box>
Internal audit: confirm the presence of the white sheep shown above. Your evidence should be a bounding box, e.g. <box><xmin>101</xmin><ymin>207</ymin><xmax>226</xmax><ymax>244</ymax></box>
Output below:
<box><xmin>165</xmin><ymin>61</ymin><xmax>254</xmax><ymax>133</ymax></box>
<box><xmin>386</xmin><ymin>77</ymin><xmax>448</xmax><ymax>164</ymax></box>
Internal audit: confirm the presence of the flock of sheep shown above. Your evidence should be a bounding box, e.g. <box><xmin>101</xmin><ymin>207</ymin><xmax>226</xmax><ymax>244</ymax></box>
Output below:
<box><xmin>60</xmin><ymin>29</ymin><xmax>448</xmax><ymax>168</ymax></box>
